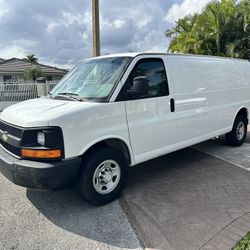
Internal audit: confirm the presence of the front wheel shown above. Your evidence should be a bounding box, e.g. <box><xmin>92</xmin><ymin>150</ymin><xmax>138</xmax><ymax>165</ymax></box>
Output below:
<box><xmin>79</xmin><ymin>146</ymin><xmax>128</xmax><ymax>206</ymax></box>
<box><xmin>225</xmin><ymin>115</ymin><xmax>248</xmax><ymax>146</ymax></box>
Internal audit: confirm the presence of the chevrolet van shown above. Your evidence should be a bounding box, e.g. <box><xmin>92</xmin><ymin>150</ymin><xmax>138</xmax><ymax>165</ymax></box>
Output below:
<box><xmin>0</xmin><ymin>53</ymin><xmax>249</xmax><ymax>205</ymax></box>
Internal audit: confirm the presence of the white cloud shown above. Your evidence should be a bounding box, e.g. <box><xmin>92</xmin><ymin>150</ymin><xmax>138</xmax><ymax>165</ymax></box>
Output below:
<box><xmin>0</xmin><ymin>0</ymin><xmax>176</xmax><ymax>67</ymax></box>
<box><xmin>113</xmin><ymin>20</ymin><xmax>126</xmax><ymax>29</ymax></box>
<box><xmin>0</xmin><ymin>0</ymin><xmax>9</xmax><ymax>18</ymax></box>
<box><xmin>0</xmin><ymin>45</ymin><xmax>26</xmax><ymax>59</ymax></box>
<box><xmin>165</xmin><ymin>0</ymin><xmax>211</xmax><ymax>22</ymax></box>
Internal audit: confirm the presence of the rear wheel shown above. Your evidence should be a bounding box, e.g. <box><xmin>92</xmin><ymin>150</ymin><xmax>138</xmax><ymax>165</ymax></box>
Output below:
<box><xmin>225</xmin><ymin>115</ymin><xmax>248</xmax><ymax>146</ymax></box>
<box><xmin>79</xmin><ymin>146</ymin><xmax>128</xmax><ymax>206</ymax></box>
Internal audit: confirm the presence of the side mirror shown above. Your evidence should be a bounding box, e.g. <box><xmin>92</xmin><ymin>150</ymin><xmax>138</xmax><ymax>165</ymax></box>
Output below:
<box><xmin>127</xmin><ymin>76</ymin><xmax>149</xmax><ymax>98</ymax></box>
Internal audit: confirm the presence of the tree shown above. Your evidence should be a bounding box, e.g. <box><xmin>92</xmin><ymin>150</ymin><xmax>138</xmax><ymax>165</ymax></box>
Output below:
<box><xmin>23</xmin><ymin>67</ymin><xmax>44</xmax><ymax>81</ymax></box>
<box><xmin>23</xmin><ymin>53</ymin><xmax>44</xmax><ymax>81</ymax></box>
<box><xmin>166</xmin><ymin>0</ymin><xmax>250</xmax><ymax>59</ymax></box>
<box><xmin>225</xmin><ymin>0</ymin><xmax>250</xmax><ymax>58</ymax></box>
<box><xmin>26</xmin><ymin>53</ymin><xmax>38</xmax><ymax>63</ymax></box>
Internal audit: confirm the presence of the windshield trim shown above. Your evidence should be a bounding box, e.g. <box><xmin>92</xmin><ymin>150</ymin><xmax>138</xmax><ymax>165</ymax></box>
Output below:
<box><xmin>105</xmin><ymin>56</ymin><xmax>133</xmax><ymax>103</ymax></box>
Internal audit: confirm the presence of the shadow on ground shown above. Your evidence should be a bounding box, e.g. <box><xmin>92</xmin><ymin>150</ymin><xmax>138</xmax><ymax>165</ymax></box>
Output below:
<box><xmin>26</xmin><ymin>187</ymin><xmax>140</xmax><ymax>249</ymax></box>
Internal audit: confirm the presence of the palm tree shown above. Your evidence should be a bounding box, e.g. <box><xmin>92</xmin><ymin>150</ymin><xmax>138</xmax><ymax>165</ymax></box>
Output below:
<box><xmin>23</xmin><ymin>54</ymin><xmax>43</xmax><ymax>81</ymax></box>
<box><xmin>166</xmin><ymin>0</ymin><xmax>249</xmax><ymax>59</ymax></box>
<box><xmin>204</xmin><ymin>1</ymin><xmax>223</xmax><ymax>55</ymax></box>
<box><xmin>226</xmin><ymin>0</ymin><xmax>250</xmax><ymax>59</ymax></box>
<box><xmin>166</xmin><ymin>15</ymin><xmax>198</xmax><ymax>54</ymax></box>
<box><xmin>26</xmin><ymin>53</ymin><xmax>38</xmax><ymax>63</ymax></box>
<box><xmin>23</xmin><ymin>67</ymin><xmax>43</xmax><ymax>81</ymax></box>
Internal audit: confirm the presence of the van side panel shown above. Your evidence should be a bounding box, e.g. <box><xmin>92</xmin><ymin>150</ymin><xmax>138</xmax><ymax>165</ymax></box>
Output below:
<box><xmin>205</xmin><ymin>59</ymin><xmax>250</xmax><ymax>129</ymax></box>
<box><xmin>164</xmin><ymin>57</ymin><xmax>213</xmax><ymax>142</ymax></box>
<box><xmin>165</xmin><ymin>56</ymin><xmax>250</xmax><ymax>144</ymax></box>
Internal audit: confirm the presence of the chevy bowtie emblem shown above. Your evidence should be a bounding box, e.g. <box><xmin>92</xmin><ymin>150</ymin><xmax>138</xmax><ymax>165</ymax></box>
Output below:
<box><xmin>2</xmin><ymin>132</ymin><xmax>8</xmax><ymax>142</ymax></box>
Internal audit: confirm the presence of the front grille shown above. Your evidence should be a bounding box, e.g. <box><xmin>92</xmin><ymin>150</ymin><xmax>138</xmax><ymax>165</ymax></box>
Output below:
<box><xmin>0</xmin><ymin>140</ymin><xmax>20</xmax><ymax>156</ymax></box>
<box><xmin>0</xmin><ymin>120</ymin><xmax>22</xmax><ymax>157</ymax></box>
<box><xmin>0</xmin><ymin>120</ymin><xmax>23</xmax><ymax>138</ymax></box>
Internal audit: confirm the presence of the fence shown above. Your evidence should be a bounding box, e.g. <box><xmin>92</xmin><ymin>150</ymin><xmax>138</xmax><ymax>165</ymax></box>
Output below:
<box><xmin>47</xmin><ymin>82</ymin><xmax>57</xmax><ymax>93</ymax></box>
<box><xmin>0</xmin><ymin>81</ymin><xmax>58</xmax><ymax>110</ymax></box>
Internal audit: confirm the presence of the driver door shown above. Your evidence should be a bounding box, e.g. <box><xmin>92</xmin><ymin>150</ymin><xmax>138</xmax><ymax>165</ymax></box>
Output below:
<box><xmin>118</xmin><ymin>57</ymin><xmax>178</xmax><ymax>164</ymax></box>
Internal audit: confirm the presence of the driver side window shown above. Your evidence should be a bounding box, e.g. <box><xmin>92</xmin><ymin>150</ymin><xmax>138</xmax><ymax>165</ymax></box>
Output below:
<box><xmin>131</xmin><ymin>60</ymin><xmax>168</xmax><ymax>98</ymax></box>
<box><xmin>116</xmin><ymin>58</ymin><xmax>169</xmax><ymax>101</ymax></box>
<box><xmin>128</xmin><ymin>59</ymin><xmax>169</xmax><ymax>99</ymax></box>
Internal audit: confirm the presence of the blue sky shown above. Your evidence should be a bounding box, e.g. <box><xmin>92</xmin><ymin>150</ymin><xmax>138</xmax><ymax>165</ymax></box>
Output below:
<box><xmin>0</xmin><ymin>0</ymin><xmax>210</xmax><ymax>68</ymax></box>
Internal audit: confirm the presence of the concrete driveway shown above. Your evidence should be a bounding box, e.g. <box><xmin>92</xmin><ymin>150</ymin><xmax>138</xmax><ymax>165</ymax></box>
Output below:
<box><xmin>1</xmin><ymin>128</ymin><xmax>250</xmax><ymax>250</ymax></box>
<box><xmin>121</xmin><ymin>148</ymin><xmax>250</xmax><ymax>250</ymax></box>
<box><xmin>120</xmin><ymin>127</ymin><xmax>250</xmax><ymax>250</ymax></box>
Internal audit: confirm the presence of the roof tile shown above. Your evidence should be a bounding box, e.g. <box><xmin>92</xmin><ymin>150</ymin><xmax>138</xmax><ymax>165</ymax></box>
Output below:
<box><xmin>0</xmin><ymin>58</ymin><xmax>68</xmax><ymax>75</ymax></box>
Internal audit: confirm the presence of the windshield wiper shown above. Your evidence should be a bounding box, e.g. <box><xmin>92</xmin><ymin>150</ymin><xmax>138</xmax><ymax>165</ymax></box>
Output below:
<box><xmin>52</xmin><ymin>92</ymin><xmax>90</xmax><ymax>102</ymax></box>
<box><xmin>57</xmin><ymin>92</ymin><xmax>79</xmax><ymax>96</ymax></box>
<box><xmin>52</xmin><ymin>92</ymin><xmax>82</xmax><ymax>102</ymax></box>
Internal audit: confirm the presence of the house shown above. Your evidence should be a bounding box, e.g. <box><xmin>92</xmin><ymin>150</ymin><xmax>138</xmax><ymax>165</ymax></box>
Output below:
<box><xmin>0</xmin><ymin>58</ymin><xmax>68</xmax><ymax>83</ymax></box>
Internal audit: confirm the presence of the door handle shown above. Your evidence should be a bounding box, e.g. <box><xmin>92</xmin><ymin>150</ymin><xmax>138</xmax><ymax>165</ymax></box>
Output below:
<box><xmin>170</xmin><ymin>98</ymin><xmax>175</xmax><ymax>112</ymax></box>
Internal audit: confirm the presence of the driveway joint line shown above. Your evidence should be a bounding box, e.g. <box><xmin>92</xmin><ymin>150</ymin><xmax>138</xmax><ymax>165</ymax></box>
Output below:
<box><xmin>193</xmin><ymin>147</ymin><xmax>250</xmax><ymax>171</ymax></box>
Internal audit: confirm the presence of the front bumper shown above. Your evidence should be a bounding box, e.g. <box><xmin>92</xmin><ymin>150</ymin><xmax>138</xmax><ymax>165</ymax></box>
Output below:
<box><xmin>0</xmin><ymin>146</ymin><xmax>81</xmax><ymax>190</ymax></box>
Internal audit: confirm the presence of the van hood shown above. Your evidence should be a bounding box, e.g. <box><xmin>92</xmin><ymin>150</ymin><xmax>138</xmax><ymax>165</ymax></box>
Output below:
<box><xmin>0</xmin><ymin>97</ymin><xmax>98</xmax><ymax>127</ymax></box>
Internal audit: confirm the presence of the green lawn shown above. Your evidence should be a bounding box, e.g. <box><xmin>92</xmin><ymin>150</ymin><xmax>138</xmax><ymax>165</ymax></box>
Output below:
<box><xmin>233</xmin><ymin>232</ymin><xmax>250</xmax><ymax>250</ymax></box>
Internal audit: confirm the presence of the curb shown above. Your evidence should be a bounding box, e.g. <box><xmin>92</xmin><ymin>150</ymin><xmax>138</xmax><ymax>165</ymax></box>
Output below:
<box><xmin>200</xmin><ymin>213</ymin><xmax>250</xmax><ymax>250</ymax></box>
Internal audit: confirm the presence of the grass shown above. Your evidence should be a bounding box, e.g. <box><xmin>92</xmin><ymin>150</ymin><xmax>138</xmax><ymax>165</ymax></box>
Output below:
<box><xmin>233</xmin><ymin>232</ymin><xmax>250</xmax><ymax>250</ymax></box>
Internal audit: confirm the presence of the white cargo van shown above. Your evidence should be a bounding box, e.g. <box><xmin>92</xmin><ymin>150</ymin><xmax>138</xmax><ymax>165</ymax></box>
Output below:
<box><xmin>0</xmin><ymin>53</ymin><xmax>249</xmax><ymax>205</ymax></box>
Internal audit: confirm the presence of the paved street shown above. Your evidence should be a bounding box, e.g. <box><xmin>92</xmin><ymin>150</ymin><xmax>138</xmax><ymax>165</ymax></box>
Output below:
<box><xmin>1</xmin><ymin>128</ymin><xmax>250</xmax><ymax>250</ymax></box>
<box><xmin>0</xmin><ymin>177</ymin><xmax>141</xmax><ymax>250</ymax></box>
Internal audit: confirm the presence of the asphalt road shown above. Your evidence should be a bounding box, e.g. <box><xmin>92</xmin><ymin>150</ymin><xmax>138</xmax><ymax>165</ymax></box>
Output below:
<box><xmin>0</xmin><ymin>176</ymin><xmax>142</xmax><ymax>250</ymax></box>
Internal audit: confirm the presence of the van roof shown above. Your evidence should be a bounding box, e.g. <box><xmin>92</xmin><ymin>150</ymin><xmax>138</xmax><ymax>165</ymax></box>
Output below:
<box><xmin>91</xmin><ymin>52</ymin><xmax>248</xmax><ymax>62</ymax></box>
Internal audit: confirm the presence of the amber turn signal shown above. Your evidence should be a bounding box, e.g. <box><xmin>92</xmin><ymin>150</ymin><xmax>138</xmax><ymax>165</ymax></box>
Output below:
<box><xmin>21</xmin><ymin>149</ymin><xmax>62</xmax><ymax>159</ymax></box>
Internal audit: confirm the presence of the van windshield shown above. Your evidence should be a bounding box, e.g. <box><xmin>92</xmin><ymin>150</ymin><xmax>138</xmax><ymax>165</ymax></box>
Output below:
<box><xmin>50</xmin><ymin>57</ymin><xmax>132</xmax><ymax>101</ymax></box>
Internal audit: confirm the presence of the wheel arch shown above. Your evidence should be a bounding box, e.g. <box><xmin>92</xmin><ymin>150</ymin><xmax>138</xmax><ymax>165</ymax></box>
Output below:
<box><xmin>79</xmin><ymin>136</ymin><xmax>135</xmax><ymax>166</ymax></box>
<box><xmin>234</xmin><ymin>107</ymin><xmax>248</xmax><ymax>123</ymax></box>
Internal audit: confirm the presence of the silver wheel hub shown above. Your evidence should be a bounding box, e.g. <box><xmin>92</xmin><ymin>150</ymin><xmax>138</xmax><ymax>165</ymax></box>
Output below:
<box><xmin>102</xmin><ymin>171</ymin><xmax>112</xmax><ymax>183</ymax></box>
<box><xmin>236</xmin><ymin>121</ymin><xmax>245</xmax><ymax>140</ymax></box>
<box><xmin>93</xmin><ymin>160</ymin><xmax>121</xmax><ymax>194</ymax></box>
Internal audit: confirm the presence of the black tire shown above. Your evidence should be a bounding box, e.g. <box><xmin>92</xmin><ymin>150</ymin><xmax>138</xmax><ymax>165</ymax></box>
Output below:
<box><xmin>79</xmin><ymin>146</ymin><xmax>128</xmax><ymax>206</ymax></box>
<box><xmin>225</xmin><ymin>114</ymin><xmax>248</xmax><ymax>146</ymax></box>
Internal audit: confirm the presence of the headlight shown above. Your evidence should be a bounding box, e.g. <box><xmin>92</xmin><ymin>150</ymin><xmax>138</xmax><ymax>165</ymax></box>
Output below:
<box><xmin>37</xmin><ymin>132</ymin><xmax>45</xmax><ymax>146</ymax></box>
<box><xmin>21</xmin><ymin>127</ymin><xmax>64</xmax><ymax>160</ymax></box>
